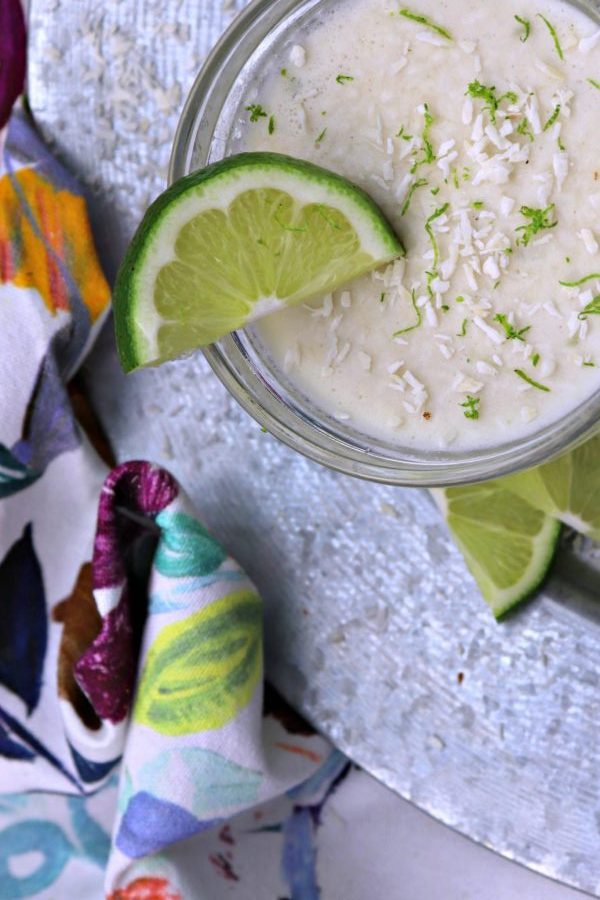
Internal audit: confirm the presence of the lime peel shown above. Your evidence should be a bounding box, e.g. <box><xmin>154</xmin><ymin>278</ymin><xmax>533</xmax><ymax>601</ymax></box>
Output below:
<box><xmin>433</xmin><ymin>485</ymin><xmax>561</xmax><ymax>619</ymax></box>
<box><xmin>114</xmin><ymin>152</ymin><xmax>403</xmax><ymax>372</ymax></box>
<box><xmin>434</xmin><ymin>434</ymin><xmax>600</xmax><ymax>618</ymax></box>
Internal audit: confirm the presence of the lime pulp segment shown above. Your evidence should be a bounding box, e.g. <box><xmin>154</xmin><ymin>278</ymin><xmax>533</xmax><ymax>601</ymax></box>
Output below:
<box><xmin>113</xmin><ymin>152</ymin><xmax>404</xmax><ymax>371</ymax></box>
<box><xmin>434</xmin><ymin>484</ymin><xmax>561</xmax><ymax>619</ymax></box>
<box><xmin>501</xmin><ymin>434</ymin><xmax>600</xmax><ymax>540</ymax></box>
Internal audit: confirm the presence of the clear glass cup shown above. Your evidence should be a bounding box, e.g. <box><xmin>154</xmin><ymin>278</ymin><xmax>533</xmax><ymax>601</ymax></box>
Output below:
<box><xmin>170</xmin><ymin>0</ymin><xmax>600</xmax><ymax>486</ymax></box>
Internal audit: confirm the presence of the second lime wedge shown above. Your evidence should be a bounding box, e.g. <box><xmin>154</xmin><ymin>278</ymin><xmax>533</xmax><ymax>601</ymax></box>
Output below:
<box><xmin>433</xmin><ymin>484</ymin><xmax>561</xmax><ymax>619</ymax></box>
<box><xmin>114</xmin><ymin>152</ymin><xmax>403</xmax><ymax>372</ymax></box>
<box><xmin>502</xmin><ymin>434</ymin><xmax>600</xmax><ymax>541</ymax></box>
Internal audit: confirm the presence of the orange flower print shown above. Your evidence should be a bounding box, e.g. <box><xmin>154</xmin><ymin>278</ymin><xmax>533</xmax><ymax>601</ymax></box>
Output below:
<box><xmin>107</xmin><ymin>876</ymin><xmax>182</xmax><ymax>900</ymax></box>
<box><xmin>0</xmin><ymin>167</ymin><xmax>110</xmax><ymax>322</ymax></box>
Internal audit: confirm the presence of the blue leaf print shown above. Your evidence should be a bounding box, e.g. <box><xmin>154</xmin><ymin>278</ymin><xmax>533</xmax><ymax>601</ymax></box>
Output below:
<box><xmin>0</xmin><ymin>820</ymin><xmax>73</xmax><ymax>899</ymax></box>
<box><xmin>0</xmin><ymin>706</ymin><xmax>80</xmax><ymax>790</ymax></box>
<box><xmin>149</xmin><ymin>569</ymin><xmax>245</xmax><ymax>613</ymax></box>
<box><xmin>117</xmin><ymin>767</ymin><xmax>134</xmax><ymax>816</ymax></box>
<box><xmin>154</xmin><ymin>510</ymin><xmax>226</xmax><ymax>577</ymax></box>
<box><xmin>0</xmin><ymin>446</ymin><xmax>40</xmax><ymax>499</ymax></box>
<box><xmin>116</xmin><ymin>792</ymin><xmax>221</xmax><ymax>858</ymax></box>
<box><xmin>10</xmin><ymin>337</ymin><xmax>79</xmax><ymax>484</ymax></box>
<box><xmin>287</xmin><ymin>750</ymin><xmax>349</xmax><ymax>803</ymax></box>
<box><xmin>0</xmin><ymin>722</ymin><xmax>34</xmax><ymax>761</ymax></box>
<box><xmin>0</xmin><ymin>524</ymin><xmax>47</xmax><ymax>713</ymax></box>
<box><xmin>67</xmin><ymin>796</ymin><xmax>111</xmax><ymax>868</ymax></box>
<box><xmin>0</xmin><ymin>795</ymin><xmax>28</xmax><ymax>814</ymax></box>
<box><xmin>281</xmin><ymin>807</ymin><xmax>320</xmax><ymax>900</ymax></box>
<box><xmin>68</xmin><ymin>744</ymin><xmax>120</xmax><ymax>784</ymax></box>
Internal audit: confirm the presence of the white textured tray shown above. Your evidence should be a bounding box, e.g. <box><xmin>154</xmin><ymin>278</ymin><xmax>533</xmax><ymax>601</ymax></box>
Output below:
<box><xmin>28</xmin><ymin>0</ymin><xmax>600</xmax><ymax>893</ymax></box>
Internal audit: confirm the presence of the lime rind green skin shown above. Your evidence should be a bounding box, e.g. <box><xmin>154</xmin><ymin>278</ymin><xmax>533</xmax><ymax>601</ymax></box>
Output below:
<box><xmin>494</xmin><ymin>518</ymin><xmax>561</xmax><ymax>619</ymax></box>
<box><xmin>451</xmin><ymin>511</ymin><xmax>561</xmax><ymax>620</ymax></box>
<box><xmin>502</xmin><ymin>433</ymin><xmax>600</xmax><ymax>541</ymax></box>
<box><xmin>436</xmin><ymin>485</ymin><xmax>561</xmax><ymax>620</ymax></box>
<box><xmin>437</xmin><ymin>431</ymin><xmax>600</xmax><ymax>618</ymax></box>
<box><xmin>114</xmin><ymin>152</ymin><xmax>404</xmax><ymax>373</ymax></box>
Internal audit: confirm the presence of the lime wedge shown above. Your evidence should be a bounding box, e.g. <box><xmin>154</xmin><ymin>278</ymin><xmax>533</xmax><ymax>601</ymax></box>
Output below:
<box><xmin>501</xmin><ymin>434</ymin><xmax>600</xmax><ymax>541</ymax></box>
<box><xmin>433</xmin><ymin>485</ymin><xmax>561</xmax><ymax>619</ymax></box>
<box><xmin>114</xmin><ymin>152</ymin><xmax>403</xmax><ymax>371</ymax></box>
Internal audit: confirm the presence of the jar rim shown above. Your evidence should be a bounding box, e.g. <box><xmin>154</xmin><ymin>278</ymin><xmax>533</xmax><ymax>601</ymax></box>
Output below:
<box><xmin>169</xmin><ymin>0</ymin><xmax>600</xmax><ymax>486</ymax></box>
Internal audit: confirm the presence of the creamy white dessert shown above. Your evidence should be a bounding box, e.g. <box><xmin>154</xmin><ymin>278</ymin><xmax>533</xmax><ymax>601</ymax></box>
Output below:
<box><xmin>235</xmin><ymin>0</ymin><xmax>600</xmax><ymax>450</ymax></box>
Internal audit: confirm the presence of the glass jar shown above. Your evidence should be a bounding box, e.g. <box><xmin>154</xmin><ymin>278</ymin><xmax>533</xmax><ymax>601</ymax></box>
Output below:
<box><xmin>170</xmin><ymin>0</ymin><xmax>600</xmax><ymax>486</ymax></box>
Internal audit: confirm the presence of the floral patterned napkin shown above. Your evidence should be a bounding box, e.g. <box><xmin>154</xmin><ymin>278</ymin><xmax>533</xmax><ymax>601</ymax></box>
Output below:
<box><xmin>0</xmin><ymin>3</ymin><xmax>419</xmax><ymax>898</ymax></box>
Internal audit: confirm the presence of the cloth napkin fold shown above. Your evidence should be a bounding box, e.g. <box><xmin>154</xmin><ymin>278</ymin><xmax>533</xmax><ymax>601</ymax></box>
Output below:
<box><xmin>0</xmin><ymin>90</ymin><xmax>342</xmax><ymax>897</ymax></box>
<box><xmin>0</xmin><ymin>92</ymin><xmax>345</xmax><ymax>896</ymax></box>
<box><xmin>0</xmin><ymin>5</ymin><xmax>414</xmax><ymax>898</ymax></box>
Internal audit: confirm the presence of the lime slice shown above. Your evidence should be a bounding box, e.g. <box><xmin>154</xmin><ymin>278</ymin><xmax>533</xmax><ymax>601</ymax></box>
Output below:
<box><xmin>433</xmin><ymin>484</ymin><xmax>561</xmax><ymax>619</ymax></box>
<box><xmin>114</xmin><ymin>152</ymin><xmax>403</xmax><ymax>371</ymax></box>
<box><xmin>501</xmin><ymin>434</ymin><xmax>600</xmax><ymax>541</ymax></box>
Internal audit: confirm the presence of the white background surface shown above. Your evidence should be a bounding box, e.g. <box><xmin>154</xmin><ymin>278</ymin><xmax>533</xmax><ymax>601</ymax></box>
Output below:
<box><xmin>320</xmin><ymin>771</ymin><xmax>590</xmax><ymax>899</ymax></box>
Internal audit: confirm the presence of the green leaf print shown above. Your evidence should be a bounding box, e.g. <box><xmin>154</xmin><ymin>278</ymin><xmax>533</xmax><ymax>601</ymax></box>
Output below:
<box><xmin>134</xmin><ymin>589</ymin><xmax>262</xmax><ymax>734</ymax></box>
